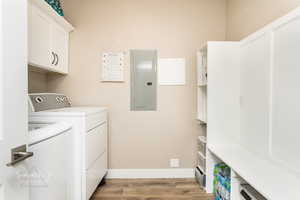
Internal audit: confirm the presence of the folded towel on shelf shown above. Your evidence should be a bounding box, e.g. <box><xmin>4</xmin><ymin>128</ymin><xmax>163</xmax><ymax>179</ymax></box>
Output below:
<box><xmin>44</xmin><ymin>0</ymin><xmax>64</xmax><ymax>16</ymax></box>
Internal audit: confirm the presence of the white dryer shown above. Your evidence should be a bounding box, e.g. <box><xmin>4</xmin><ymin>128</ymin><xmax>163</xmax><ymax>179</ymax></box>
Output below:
<box><xmin>28</xmin><ymin>93</ymin><xmax>108</xmax><ymax>200</ymax></box>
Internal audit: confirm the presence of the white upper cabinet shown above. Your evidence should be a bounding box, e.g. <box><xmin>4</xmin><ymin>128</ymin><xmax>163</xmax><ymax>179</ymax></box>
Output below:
<box><xmin>28</xmin><ymin>0</ymin><xmax>74</xmax><ymax>74</ymax></box>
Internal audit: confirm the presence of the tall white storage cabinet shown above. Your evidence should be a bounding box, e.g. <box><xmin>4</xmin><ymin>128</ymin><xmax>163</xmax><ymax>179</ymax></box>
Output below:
<box><xmin>203</xmin><ymin>7</ymin><xmax>300</xmax><ymax>200</ymax></box>
<box><xmin>196</xmin><ymin>42</ymin><xmax>240</xmax><ymax>191</ymax></box>
<box><xmin>239</xmin><ymin>5</ymin><xmax>300</xmax><ymax>177</ymax></box>
<box><xmin>28</xmin><ymin>0</ymin><xmax>74</xmax><ymax>74</ymax></box>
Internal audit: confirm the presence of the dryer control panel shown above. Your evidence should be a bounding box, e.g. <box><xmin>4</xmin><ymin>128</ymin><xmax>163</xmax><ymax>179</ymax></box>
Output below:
<box><xmin>29</xmin><ymin>93</ymin><xmax>71</xmax><ymax>112</ymax></box>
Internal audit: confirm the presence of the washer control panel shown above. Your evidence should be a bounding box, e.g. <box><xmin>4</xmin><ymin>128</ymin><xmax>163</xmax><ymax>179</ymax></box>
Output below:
<box><xmin>29</xmin><ymin>93</ymin><xmax>71</xmax><ymax>112</ymax></box>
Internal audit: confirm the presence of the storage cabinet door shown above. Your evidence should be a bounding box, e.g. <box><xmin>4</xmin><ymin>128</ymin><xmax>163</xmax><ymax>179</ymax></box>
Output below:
<box><xmin>51</xmin><ymin>24</ymin><xmax>69</xmax><ymax>74</ymax></box>
<box><xmin>240</xmin><ymin>34</ymin><xmax>271</xmax><ymax>158</ymax></box>
<box><xmin>28</xmin><ymin>3</ymin><xmax>53</xmax><ymax>68</ymax></box>
<box><xmin>272</xmin><ymin>17</ymin><xmax>300</xmax><ymax>171</ymax></box>
<box><xmin>207</xmin><ymin>42</ymin><xmax>240</xmax><ymax>145</ymax></box>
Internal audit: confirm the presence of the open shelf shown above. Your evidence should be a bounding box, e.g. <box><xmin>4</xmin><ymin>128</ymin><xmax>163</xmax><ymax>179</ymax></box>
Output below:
<box><xmin>197</xmin><ymin>87</ymin><xmax>207</xmax><ymax>123</ymax></box>
<box><xmin>196</xmin><ymin>46</ymin><xmax>208</xmax><ymax>187</ymax></box>
<box><xmin>197</xmin><ymin>47</ymin><xmax>207</xmax><ymax>124</ymax></box>
<box><xmin>197</xmin><ymin>47</ymin><xmax>207</xmax><ymax>87</ymax></box>
<box><xmin>196</xmin><ymin>118</ymin><xmax>207</xmax><ymax>124</ymax></box>
<box><xmin>198</xmin><ymin>84</ymin><xmax>207</xmax><ymax>87</ymax></box>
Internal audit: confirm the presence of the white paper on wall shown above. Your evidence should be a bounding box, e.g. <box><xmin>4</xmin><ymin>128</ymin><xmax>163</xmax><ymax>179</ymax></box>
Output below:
<box><xmin>102</xmin><ymin>52</ymin><xmax>125</xmax><ymax>82</ymax></box>
<box><xmin>158</xmin><ymin>58</ymin><xmax>186</xmax><ymax>85</ymax></box>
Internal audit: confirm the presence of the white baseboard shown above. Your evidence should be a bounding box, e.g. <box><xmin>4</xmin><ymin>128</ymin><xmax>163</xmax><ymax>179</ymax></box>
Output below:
<box><xmin>106</xmin><ymin>168</ymin><xmax>195</xmax><ymax>179</ymax></box>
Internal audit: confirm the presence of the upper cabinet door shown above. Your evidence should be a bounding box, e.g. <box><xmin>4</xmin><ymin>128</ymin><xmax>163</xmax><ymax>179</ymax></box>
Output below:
<box><xmin>28</xmin><ymin>3</ymin><xmax>52</xmax><ymax>68</ymax></box>
<box><xmin>51</xmin><ymin>23</ymin><xmax>69</xmax><ymax>74</ymax></box>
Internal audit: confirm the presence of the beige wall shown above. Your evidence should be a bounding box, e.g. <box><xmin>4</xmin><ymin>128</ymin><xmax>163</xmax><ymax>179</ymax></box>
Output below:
<box><xmin>28</xmin><ymin>70</ymin><xmax>48</xmax><ymax>93</ymax></box>
<box><xmin>47</xmin><ymin>0</ymin><xmax>227</xmax><ymax>169</ymax></box>
<box><xmin>227</xmin><ymin>0</ymin><xmax>300</xmax><ymax>40</ymax></box>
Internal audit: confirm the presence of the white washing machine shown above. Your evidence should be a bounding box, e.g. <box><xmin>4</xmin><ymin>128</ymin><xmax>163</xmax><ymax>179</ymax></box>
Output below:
<box><xmin>28</xmin><ymin>93</ymin><xmax>108</xmax><ymax>200</ymax></box>
<box><xmin>28</xmin><ymin>122</ymin><xmax>72</xmax><ymax>200</ymax></box>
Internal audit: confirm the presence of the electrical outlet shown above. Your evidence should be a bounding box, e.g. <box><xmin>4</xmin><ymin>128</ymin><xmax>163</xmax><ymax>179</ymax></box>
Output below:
<box><xmin>170</xmin><ymin>159</ymin><xmax>180</xmax><ymax>168</ymax></box>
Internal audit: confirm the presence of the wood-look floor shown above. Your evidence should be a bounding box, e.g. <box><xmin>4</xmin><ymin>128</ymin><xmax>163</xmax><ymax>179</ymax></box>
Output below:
<box><xmin>91</xmin><ymin>178</ymin><xmax>214</xmax><ymax>200</ymax></box>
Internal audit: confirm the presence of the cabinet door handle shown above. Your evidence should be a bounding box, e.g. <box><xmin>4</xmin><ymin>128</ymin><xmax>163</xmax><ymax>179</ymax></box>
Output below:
<box><xmin>55</xmin><ymin>54</ymin><xmax>59</xmax><ymax>66</ymax></box>
<box><xmin>51</xmin><ymin>52</ymin><xmax>56</xmax><ymax>65</ymax></box>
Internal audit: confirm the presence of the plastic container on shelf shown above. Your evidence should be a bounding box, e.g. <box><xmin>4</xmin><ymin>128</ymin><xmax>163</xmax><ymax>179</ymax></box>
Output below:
<box><xmin>198</xmin><ymin>151</ymin><xmax>206</xmax><ymax>171</ymax></box>
<box><xmin>198</xmin><ymin>136</ymin><xmax>207</xmax><ymax>144</ymax></box>
<box><xmin>195</xmin><ymin>166</ymin><xmax>206</xmax><ymax>188</ymax></box>
<box><xmin>197</xmin><ymin>139</ymin><xmax>207</xmax><ymax>155</ymax></box>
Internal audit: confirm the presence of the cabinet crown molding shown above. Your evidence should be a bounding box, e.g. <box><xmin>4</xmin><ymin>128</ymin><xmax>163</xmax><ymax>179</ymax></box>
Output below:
<box><xmin>29</xmin><ymin>0</ymin><xmax>74</xmax><ymax>32</ymax></box>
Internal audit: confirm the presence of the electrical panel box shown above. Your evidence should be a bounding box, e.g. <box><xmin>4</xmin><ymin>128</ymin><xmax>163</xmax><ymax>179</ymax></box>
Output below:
<box><xmin>130</xmin><ymin>50</ymin><xmax>157</xmax><ymax>111</ymax></box>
